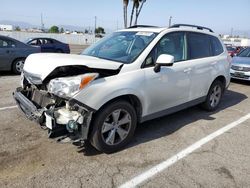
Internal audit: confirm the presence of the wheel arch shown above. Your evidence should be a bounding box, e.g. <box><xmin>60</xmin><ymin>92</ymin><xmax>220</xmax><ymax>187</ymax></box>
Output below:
<box><xmin>213</xmin><ymin>75</ymin><xmax>226</xmax><ymax>92</ymax></box>
<box><xmin>88</xmin><ymin>94</ymin><xmax>142</xmax><ymax>142</ymax></box>
<box><xmin>94</xmin><ymin>94</ymin><xmax>143</xmax><ymax>123</ymax></box>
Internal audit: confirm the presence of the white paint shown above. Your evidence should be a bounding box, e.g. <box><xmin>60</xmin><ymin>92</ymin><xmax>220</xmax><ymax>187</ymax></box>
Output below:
<box><xmin>0</xmin><ymin>105</ymin><xmax>17</xmax><ymax>111</ymax></box>
<box><xmin>119</xmin><ymin>113</ymin><xmax>250</xmax><ymax>188</ymax></box>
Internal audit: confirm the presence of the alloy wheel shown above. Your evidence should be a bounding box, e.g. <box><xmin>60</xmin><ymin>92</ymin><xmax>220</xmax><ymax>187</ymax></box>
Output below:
<box><xmin>101</xmin><ymin>109</ymin><xmax>132</xmax><ymax>146</ymax></box>
<box><xmin>209</xmin><ymin>85</ymin><xmax>222</xmax><ymax>108</ymax></box>
<box><xmin>15</xmin><ymin>60</ymin><xmax>24</xmax><ymax>73</ymax></box>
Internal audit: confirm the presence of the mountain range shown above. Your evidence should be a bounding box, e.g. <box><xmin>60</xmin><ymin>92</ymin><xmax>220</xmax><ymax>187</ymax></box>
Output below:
<box><xmin>0</xmin><ymin>20</ymin><xmax>249</xmax><ymax>37</ymax></box>
<box><xmin>0</xmin><ymin>20</ymin><xmax>94</xmax><ymax>32</ymax></box>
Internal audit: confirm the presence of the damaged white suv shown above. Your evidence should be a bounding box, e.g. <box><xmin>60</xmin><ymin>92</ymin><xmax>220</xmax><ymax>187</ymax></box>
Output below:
<box><xmin>14</xmin><ymin>24</ymin><xmax>231</xmax><ymax>153</ymax></box>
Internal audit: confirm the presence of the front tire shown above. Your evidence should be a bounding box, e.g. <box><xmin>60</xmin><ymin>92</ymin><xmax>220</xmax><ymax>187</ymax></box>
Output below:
<box><xmin>202</xmin><ymin>80</ymin><xmax>224</xmax><ymax>111</ymax></box>
<box><xmin>90</xmin><ymin>100</ymin><xmax>137</xmax><ymax>153</ymax></box>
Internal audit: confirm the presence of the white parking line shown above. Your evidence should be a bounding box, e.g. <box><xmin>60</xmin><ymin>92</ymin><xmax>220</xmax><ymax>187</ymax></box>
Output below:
<box><xmin>119</xmin><ymin>113</ymin><xmax>250</xmax><ymax>188</ymax></box>
<box><xmin>0</xmin><ymin>105</ymin><xmax>17</xmax><ymax>111</ymax></box>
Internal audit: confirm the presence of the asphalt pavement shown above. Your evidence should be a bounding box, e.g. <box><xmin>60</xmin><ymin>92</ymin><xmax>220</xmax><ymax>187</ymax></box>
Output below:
<box><xmin>0</xmin><ymin>55</ymin><xmax>250</xmax><ymax>188</ymax></box>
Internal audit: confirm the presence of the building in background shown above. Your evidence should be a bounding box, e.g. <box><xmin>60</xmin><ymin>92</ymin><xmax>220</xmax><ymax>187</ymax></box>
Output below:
<box><xmin>0</xmin><ymin>24</ymin><xmax>13</xmax><ymax>31</ymax></box>
<box><xmin>221</xmin><ymin>35</ymin><xmax>250</xmax><ymax>47</ymax></box>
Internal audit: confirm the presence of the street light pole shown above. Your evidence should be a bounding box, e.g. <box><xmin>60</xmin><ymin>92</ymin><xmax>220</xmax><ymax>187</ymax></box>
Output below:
<box><xmin>94</xmin><ymin>16</ymin><xmax>97</xmax><ymax>34</ymax></box>
<box><xmin>169</xmin><ymin>16</ymin><xmax>172</xmax><ymax>27</ymax></box>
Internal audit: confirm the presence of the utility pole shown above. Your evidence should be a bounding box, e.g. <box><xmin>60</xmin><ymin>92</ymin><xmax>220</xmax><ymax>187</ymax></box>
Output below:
<box><xmin>169</xmin><ymin>16</ymin><xmax>172</xmax><ymax>27</ymax></box>
<box><xmin>41</xmin><ymin>13</ymin><xmax>44</xmax><ymax>31</ymax></box>
<box><xmin>116</xmin><ymin>20</ymin><xmax>119</xmax><ymax>30</ymax></box>
<box><xmin>230</xmin><ymin>28</ymin><xmax>233</xmax><ymax>37</ymax></box>
<box><xmin>94</xmin><ymin>16</ymin><xmax>97</xmax><ymax>34</ymax></box>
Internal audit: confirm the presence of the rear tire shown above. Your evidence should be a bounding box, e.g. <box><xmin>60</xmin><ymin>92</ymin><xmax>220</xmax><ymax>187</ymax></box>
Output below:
<box><xmin>12</xmin><ymin>58</ymin><xmax>25</xmax><ymax>74</ymax></box>
<box><xmin>90</xmin><ymin>100</ymin><xmax>137</xmax><ymax>153</ymax></box>
<box><xmin>201</xmin><ymin>80</ymin><xmax>224</xmax><ymax>111</ymax></box>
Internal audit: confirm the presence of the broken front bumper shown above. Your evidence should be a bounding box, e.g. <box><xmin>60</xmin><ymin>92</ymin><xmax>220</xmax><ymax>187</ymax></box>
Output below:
<box><xmin>13</xmin><ymin>88</ymin><xmax>93</xmax><ymax>140</ymax></box>
<box><xmin>13</xmin><ymin>88</ymin><xmax>44</xmax><ymax>123</ymax></box>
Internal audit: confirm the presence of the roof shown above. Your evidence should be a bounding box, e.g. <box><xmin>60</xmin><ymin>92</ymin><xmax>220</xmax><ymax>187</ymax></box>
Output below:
<box><xmin>119</xmin><ymin>27</ymin><xmax>165</xmax><ymax>33</ymax></box>
<box><xmin>118</xmin><ymin>24</ymin><xmax>216</xmax><ymax>36</ymax></box>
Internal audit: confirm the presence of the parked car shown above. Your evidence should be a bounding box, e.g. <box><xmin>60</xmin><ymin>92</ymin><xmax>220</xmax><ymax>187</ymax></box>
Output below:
<box><xmin>230</xmin><ymin>47</ymin><xmax>250</xmax><ymax>81</ymax></box>
<box><xmin>0</xmin><ymin>35</ymin><xmax>40</xmax><ymax>74</ymax></box>
<box><xmin>226</xmin><ymin>46</ymin><xmax>237</xmax><ymax>57</ymax></box>
<box><xmin>26</xmin><ymin>38</ymin><xmax>70</xmax><ymax>53</ymax></box>
<box><xmin>14</xmin><ymin>24</ymin><xmax>230</xmax><ymax>153</ymax></box>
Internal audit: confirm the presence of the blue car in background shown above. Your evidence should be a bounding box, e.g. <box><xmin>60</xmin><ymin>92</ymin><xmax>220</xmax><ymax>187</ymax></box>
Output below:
<box><xmin>26</xmin><ymin>38</ymin><xmax>70</xmax><ymax>53</ymax></box>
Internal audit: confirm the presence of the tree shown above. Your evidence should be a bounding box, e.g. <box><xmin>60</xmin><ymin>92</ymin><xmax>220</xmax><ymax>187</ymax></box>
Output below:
<box><xmin>14</xmin><ymin>26</ymin><xmax>21</xmax><ymax>31</ymax></box>
<box><xmin>60</xmin><ymin>27</ymin><xmax>64</xmax><ymax>33</ymax></box>
<box><xmin>129</xmin><ymin>0</ymin><xmax>137</xmax><ymax>27</ymax></box>
<box><xmin>134</xmin><ymin>0</ymin><xmax>146</xmax><ymax>25</ymax></box>
<box><xmin>123</xmin><ymin>0</ymin><xmax>129</xmax><ymax>28</ymax></box>
<box><xmin>123</xmin><ymin>0</ymin><xmax>146</xmax><ymax>28</ymax></box>
<box><xmin>84</xmin><ymin>29</ymin><xmax>89</xmax><ymax>34</ymax></box>
<box><xmin>95</xmin><ymin>27</ymin><xmax>105</xmax><ymax>34</ymax></box>
<box><xmin>49</xmin><ymin>26</ymin><xmax>59</xmax><ymax>33</ymax></box>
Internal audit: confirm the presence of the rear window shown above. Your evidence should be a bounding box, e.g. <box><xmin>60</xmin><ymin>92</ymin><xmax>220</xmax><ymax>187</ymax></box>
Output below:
<box><xmin>187</xmin><ymin>32</ymin><xmax>211</xmax><ymax>59</ymax></box>
<box><xmin>226</xmin><ymin>46</ymin><xmax>235</xmax><ymax>51</ymax></box>
<box><xmin>210</xmin><ymin>36</ymin><xmax>223</xmax><ymax>56</ymax></box>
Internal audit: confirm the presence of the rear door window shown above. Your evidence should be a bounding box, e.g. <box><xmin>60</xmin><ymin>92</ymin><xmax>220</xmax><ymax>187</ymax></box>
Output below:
<box><xmin>187</xmin><ymin>32</ymin><xmax>211</xmax><ymax>59</ymax></box>
<box><xmin>0</xmin><ymin>39</ymin><xmax>15</xmax><ymax>48</ymax></box>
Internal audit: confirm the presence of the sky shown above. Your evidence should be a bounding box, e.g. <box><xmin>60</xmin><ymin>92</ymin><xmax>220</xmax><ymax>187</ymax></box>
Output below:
<box><xmin>1</xmin><ymin>0</ymin><xmax>250</xmax><ymax>35</ymax></box>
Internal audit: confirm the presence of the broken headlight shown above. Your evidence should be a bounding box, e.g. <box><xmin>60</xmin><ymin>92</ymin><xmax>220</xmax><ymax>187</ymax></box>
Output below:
<box><xmin>48</xmin><ymin>73</ymin><xmax>98</xmax><ymax>98</ymax></box>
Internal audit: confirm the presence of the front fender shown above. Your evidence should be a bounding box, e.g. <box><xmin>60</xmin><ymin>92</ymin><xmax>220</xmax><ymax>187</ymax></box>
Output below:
<box><xmin>72</xmin><ymin>70</ymin><xmax>146</xmax><ymax>112</ymax></box>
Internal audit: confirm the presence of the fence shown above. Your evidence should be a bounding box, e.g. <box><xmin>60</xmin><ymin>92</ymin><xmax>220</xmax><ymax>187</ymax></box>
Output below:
<box><xmin>0</xmin><ymin>31</ymin><xmax>97</xmax><ymax>45</ymax></box>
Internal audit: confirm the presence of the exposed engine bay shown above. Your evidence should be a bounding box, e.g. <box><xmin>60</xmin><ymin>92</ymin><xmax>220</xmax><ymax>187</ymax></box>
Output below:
<box><xmin>14</xmin><ymin>65</ymin><xmax>121</xmax><ymax>140</ymax></box>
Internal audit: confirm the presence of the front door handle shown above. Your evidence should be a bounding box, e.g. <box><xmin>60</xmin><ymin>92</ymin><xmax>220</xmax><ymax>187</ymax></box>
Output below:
<box><xmin>183</xmin><ymin>68</ymin><xmax>192</xmax><ymax>73</ymax></box>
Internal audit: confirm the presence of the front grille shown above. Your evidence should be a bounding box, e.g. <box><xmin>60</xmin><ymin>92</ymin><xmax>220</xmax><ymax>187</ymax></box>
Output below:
<box><xmin>231</xmin><ymin>65</ymin><xmax>250</xmax><ymax>72</ymax></box>
<box><xmin>31</xmin><ymin>89</ymin><xmax>55</xmax><ymax>108</ymax></box>
<box><xmin>231</xmin><ymin>73</ymin><xmax>250</xmax><ymax>79</ymax></box>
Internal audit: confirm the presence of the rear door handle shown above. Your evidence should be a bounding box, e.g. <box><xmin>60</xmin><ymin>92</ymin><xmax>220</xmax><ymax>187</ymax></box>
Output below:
<box><xmin>184</xmin><ymin>68</ymin><xmax>192</xmax><ymax>73</ymax></box>
<box><xmin>211</xmin><ymin>61</ymin><xmax>217</xmax><ymax>65</ymax></box>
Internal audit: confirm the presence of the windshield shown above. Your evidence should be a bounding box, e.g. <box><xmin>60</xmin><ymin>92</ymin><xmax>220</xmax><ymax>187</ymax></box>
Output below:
<box><xmin>82</xmin><ymin>31</ymin><xmax>157</xmax><ymax>64</ymax></box>
<box><xmin>238</xmin><ymin>48</ymin><xmax>250</xmax><ymax>57</ymax></box>
<box><xmin>24</xmin><ymin>38</ymin><xmax>32</xmax><ymax>43</ymax></box>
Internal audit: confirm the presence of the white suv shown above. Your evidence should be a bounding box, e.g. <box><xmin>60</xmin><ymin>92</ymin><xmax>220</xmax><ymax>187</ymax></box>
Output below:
<box><xmin>14</xmin><ymin>24</ymin><xmax>231</xmax><ymax>153</ymax></box>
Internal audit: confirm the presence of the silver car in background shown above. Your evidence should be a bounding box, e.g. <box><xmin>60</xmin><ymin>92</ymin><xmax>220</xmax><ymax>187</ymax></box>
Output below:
<box><xmin>230</xmin><ymin>47</ymin><xmax>250</xmax><ymax>81</ymax></box>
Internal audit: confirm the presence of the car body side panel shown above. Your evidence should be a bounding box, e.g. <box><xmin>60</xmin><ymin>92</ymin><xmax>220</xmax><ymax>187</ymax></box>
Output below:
<box><xmin>143</xmin><ymin>62</ymin><xmax>191</xmax><ymax>115</ymax></box>
<box><xmin>72</xmin><ymin>69</ymin><xmax>148</xmax><ymax>115</ymax></box>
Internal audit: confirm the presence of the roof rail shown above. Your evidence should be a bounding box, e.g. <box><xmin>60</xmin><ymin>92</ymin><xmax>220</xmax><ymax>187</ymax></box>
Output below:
<box><xmin>128</xmin><ymin>25</ymin><xmax>158</xmax><ymax>29</ymax></box>
<box><xmin>169</xmin><ymin>24</ymin><xmax>214</xmax><ymax>33</ymax></box>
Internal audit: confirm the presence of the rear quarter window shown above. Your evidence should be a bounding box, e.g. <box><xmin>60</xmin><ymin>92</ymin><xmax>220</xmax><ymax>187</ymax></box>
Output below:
<box><xmin>210</xmin><ymin>36</ymin><xmax>223</xmax><ymax>56</ymax></box>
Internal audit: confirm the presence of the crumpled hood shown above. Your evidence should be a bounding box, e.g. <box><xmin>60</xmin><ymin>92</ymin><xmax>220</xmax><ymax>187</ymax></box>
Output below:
<box><xmin>23</xmin><ymin>53</ymin><xmax>123</xmax><ymax>81</ymax></box>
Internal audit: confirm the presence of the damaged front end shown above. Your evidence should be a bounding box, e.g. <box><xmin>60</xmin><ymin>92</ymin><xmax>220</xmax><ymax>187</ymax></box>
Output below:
<box><xmin>13</xmin><ymin>85</ymin><xmax>93</xmax><ymax>141</ymax></box>
<box><xmin>13</xmin><ymin>65</ymin><xmax>120</xmax><ymax>140</ymax></box>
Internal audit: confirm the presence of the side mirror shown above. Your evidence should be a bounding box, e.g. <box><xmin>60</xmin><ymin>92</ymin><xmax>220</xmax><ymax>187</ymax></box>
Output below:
<box><xmin>154</xmin><ymin>54</ymin><xmax>174</xmax><ymax>73</ymax></box>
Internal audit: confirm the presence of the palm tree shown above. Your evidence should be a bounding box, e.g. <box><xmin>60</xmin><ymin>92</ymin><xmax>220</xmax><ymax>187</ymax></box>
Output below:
<box><xmin>129</xmin><ymin>0</ymin><xmax>139</xmax><ymax>27</ymax></box>
<box><xmin>123</xmin><ymin>0</ymin><xmax>129</xmax><ymax>28</ymax></box>
<box><xmin>134</xmin><ymin>0</ymin><xmax>146</xmax><ymax>25</ymax></box>
<box><xmin>123</xmin><ymin>0</ymin><xmax>146</xmax><ymax>28</ymax></box>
